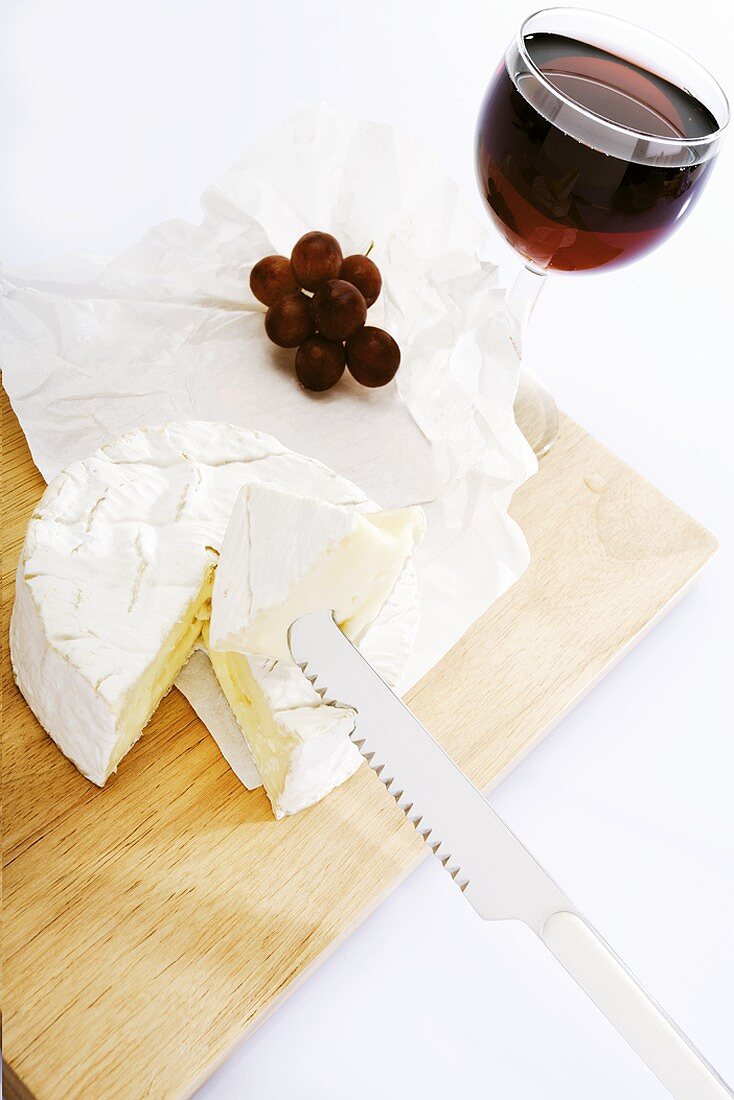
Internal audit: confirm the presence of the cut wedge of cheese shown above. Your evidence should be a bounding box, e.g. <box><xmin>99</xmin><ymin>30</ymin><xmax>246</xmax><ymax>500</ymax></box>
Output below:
<box><xmin>208</xmin><ymin>484</ymin><xmax>425</xmax><ymax>662</ymax></box>
<box><xmin>178</xmin><ymin>564</ymin><xmax>419</xmax><ymax>815</ymax></box>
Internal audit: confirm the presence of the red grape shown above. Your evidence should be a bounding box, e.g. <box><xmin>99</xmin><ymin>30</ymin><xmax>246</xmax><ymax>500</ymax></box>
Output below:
<box><xmin>295</xmin><ymin>336</ymin><xmax>346</xmax><ymax>392</ymax></box>
<box><xmin>340</xmin><ymin>254</ymin><xmax>382</xmax><ymax>306</ymax></box>
<box><xmin>291</xmin><ymin>231</ymin><xmax>343</xmax><ymax>291</ymax></box>
<box><xmin>311</xmin><ymin>279</ymin><xmax>367</xmax><ymax>341</ymax></box>
<box><xmin>345</xmin><ymin>327</ymin><xmax>401</xmax><ymax>387</ymax></box>
<box><xmin>249</xmin><ymin>255</ymin><xmax>297</xmax><ymax>306</ymax></box>
<box><xmin>265</xmin><ymin>292</ymin><xmax>316</xmax><ymax>348</ymax></box>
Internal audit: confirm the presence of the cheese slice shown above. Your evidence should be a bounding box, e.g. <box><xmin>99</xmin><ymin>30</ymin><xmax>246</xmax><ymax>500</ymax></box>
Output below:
<box><xmin>208</xmin><ymin>484</ymin><xmax>425</xmax><ymax>662</ymax></box>
<box><xmin>11</xmin><ymin>421</ymin><xmax>421</xmax><ymax>804</ymax></box>
<box><xmin>178</xmin><ymin>563</ymin><xmax>419</xmax><ymax>815</ymax></box>
<box><xmin>203</xmin><ymin>625</ymin><xmax>359</xmax><ymax>818</ymax></box>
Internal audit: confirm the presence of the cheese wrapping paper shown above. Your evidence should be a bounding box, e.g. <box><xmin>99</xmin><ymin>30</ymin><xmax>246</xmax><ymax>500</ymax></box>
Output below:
<box><xmin>1</xmin><ymin>104</ymin><xmax>535</xmax><ymax>692</ymax></box>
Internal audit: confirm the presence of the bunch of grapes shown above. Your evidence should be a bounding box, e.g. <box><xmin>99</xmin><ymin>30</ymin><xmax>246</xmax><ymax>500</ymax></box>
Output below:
<box><xmin>250</xmin><ymin>231</ymin><xmax>401</xmax><ymax>392</ymax></box>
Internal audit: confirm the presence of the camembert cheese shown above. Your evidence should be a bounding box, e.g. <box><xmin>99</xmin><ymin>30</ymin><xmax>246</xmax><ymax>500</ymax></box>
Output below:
<box><xmin>10</xmin><ymin>422</ymin><xmax>422</xmax><ymax>814</ymax></box>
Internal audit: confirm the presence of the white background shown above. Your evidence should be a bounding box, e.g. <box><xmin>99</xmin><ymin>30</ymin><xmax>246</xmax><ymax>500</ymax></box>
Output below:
<box><xmin>2</xmin><ymin>1</ymin><xmax>732</xmax><ymax>1097</ymax></box>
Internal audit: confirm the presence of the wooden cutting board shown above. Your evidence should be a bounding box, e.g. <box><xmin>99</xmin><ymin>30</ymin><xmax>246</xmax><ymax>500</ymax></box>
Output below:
<box><xmin>1</xmin><ymin>390</ymin><xmax>717</xmax><ymax>1100</ymax></box>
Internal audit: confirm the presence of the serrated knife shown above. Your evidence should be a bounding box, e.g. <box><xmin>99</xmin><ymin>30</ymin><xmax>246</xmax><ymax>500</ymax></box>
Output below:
<box><xmin>289</xmin><ymin>611</ymin><xmax>732</xmax><ymax>1100</ymax></box>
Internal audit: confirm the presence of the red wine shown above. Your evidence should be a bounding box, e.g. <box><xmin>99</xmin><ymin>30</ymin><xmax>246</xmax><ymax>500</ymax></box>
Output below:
<box><xmin>476</xmin><ymin>33</ymin><xmax>719</xmax><ymax>271</ymax></box>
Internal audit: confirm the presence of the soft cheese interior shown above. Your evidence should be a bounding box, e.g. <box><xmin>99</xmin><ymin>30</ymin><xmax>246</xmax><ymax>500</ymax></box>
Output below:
<box><xmin>107</xmin><ymin>573</ymin><xmax>213</xmax><ymax>778</ymax></box>
<box><xmin>208</xmin><ymin>484</ymin><xmax>425</xmax><ymax>662</ymax></box>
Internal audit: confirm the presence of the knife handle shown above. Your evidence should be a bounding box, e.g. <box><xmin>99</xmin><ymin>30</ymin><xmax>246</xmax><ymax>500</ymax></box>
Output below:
<box><xmin>541</xmin><ymin>910</ymin><xmax>732</xmax><ymax>1099</ymax></box>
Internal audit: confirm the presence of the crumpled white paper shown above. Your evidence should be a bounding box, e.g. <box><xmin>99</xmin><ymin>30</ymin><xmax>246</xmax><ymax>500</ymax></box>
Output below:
<box><xmin>1</xmin><ymin>104</ymin><xmax>535</xmax><ymax>690</ymax></box>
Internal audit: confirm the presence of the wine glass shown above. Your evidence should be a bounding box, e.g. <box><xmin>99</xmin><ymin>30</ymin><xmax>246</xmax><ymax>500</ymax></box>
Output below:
<box><xmin>475</xmin><ymin>7</ymin><xmax>729</xmax><ymax>457</ymax></box>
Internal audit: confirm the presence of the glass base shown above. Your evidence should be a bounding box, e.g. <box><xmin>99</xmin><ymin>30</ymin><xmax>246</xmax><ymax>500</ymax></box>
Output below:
<box><xmin>514</xmin><ymin>370</ymin><xmax>559</xmax><ymax>459</ymax></box>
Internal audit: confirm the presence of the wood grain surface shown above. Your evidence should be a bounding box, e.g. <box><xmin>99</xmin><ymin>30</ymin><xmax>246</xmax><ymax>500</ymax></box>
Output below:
<box><xmin>1</xmin><ymin>388</ymin><xmax>717</xmax><ymax>1100</ymax></box>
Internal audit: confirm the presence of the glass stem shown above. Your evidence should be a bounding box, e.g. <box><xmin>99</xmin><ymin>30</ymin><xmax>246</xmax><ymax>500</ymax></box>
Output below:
<box><xmin>506</xmin><ymin>263</ymin><xmax>559</xmax><ymax>459</ymax></box>
<box><xmin>507</xmin><ymin>262</ymin><xmax>546</xmax><ymax>342</ymax></box>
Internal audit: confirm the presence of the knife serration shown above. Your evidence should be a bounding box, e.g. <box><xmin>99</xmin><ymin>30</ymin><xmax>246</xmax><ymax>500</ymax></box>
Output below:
<box><xmin>289</xmin><ymin>610</ymin><xmax>570</xmax><ymax>930</ymax></box>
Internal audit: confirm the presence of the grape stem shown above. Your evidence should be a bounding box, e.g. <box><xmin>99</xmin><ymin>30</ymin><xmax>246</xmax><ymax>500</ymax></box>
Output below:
<box><xmin>364</xmin><ymin>241</ymin><xmax>374</xmax><ymax>258</ymax></box>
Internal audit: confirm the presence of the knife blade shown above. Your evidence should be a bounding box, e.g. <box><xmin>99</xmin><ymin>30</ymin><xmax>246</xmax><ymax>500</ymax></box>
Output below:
<box><xmin>289</xmin><ymin>610</ymin><xmax>732</xmax><ymax>1100</ymax></box>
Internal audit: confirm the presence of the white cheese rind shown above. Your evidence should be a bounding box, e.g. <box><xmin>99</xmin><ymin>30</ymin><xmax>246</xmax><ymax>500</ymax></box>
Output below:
<box><xmin>354</xmin><ymin>564</ymin><xmax>421</xmax><ymax>690</ymax></box>
<box><xmin>271</xmin><ymin>707</ymin><xmax>360</xmax><ymax>818</ymax></box>
<box><xmin>10</xmin><ymin>572</ymin><xmax>119</xmax><ymax>785</ymax></box>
